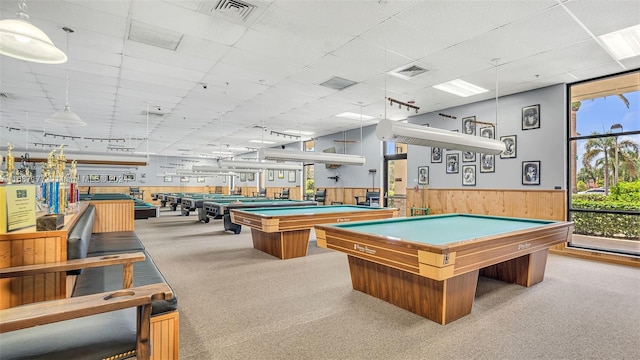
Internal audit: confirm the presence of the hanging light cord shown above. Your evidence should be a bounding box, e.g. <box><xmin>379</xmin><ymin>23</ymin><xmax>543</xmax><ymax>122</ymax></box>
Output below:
<box><xmin>62</xmin><ymin>27</ymin><xmax>74</xmax><ymax>107</ymax></box>
<box><xmin>494</xmin><ymin>58</ymin><xmax>500</xmax><ymax>133</ymax></box>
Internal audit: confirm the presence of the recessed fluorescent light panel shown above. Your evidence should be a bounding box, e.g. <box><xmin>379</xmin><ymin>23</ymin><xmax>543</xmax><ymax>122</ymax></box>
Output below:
<box><xmin>336</xmin><ymin>112</ymin><xmax>375</xmax><ymax>120</ymax></box>
<box><xmin>433</xmin><ymin>79</ymin><xmax>489</xmax><ymax>97</ymax></box>
<box><xmin>598</xmin><ymin>24</ymin><xmax>640</xmax><ymax>60</ymax></box>
<box><xmin>283</xmin><ymin>130</ymin><xmax>314</xmax><ymax>136</ymax></box>
<box><xmin>249</xmin><ymin>140</ymin><xmax>276</xmax><ymax>144</ymax></box>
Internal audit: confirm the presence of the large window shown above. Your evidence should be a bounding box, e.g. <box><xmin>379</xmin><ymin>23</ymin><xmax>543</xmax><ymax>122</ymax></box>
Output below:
<box><xmin>568</xmin><ymin>71</ymin><xmax>640</xmax><ymax>256</ymax></box>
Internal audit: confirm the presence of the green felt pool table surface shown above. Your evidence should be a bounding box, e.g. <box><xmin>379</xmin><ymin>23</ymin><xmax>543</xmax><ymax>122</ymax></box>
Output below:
<box><xmin>233</xmin><ymin>205</ymin><xmax>380</xmax><ymax>216</ymax></box>
<box><xmin>324</xmin><ymin>213</ymin><xmax>555</xmax><ymax>246</ymax></box>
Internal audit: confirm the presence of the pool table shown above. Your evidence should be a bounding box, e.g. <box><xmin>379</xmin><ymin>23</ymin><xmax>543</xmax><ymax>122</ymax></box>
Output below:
<box><xmin>315</xmin><ymin>213</ymin><xmax>573</xmax><ymax>325</ymax></box>
<box><xmin>230</xmin><ymin>205</ymin><xmax>398</xmax><ymax>260</ymax></box>
<box><xmin>206</xmin><ymin>199</ymin><xmax>318</xmax><ymax>233</ymax></box>
<box><xmin>180</xmin><ymin>194</ymin><xmax>248</xmax><ymax>216</ymax></box>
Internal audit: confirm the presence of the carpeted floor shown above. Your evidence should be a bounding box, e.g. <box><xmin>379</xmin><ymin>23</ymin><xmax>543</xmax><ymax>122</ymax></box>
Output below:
<box><xmin>135</xmin><ymin>209</ymin><xmax>640</xmax><ymax>360</ymax></box>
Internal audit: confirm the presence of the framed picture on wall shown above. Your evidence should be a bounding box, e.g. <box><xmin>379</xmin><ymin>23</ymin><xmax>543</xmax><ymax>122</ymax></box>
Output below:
<box><xmin>240</xmin><ymin>173</ymin><xmax>246</xmax><ymax>182</ymax></box>
<box><xmin>107</xmin><ymin>175</ymin><xmax>118</xmax><ymax>182</ymax></box>
<box><xmin>248</xmin><ymin>173</ymin><xmax>255</xmax><ymax>181</ymax></box>
<box><xmin>522</xmin><ymin>161</ymin><xmax>541</xmax><ymax>185</ymax></box>
<box><xmin>268</xmin><ymin>170</ymin><xmax>274</xmax><ymax>181</ymax></box>
<box><xmin>88</xmin><ymin>174</ymin><xmax>100</xmax><ymax>183</ymax></box>
<box><xmin>462</xmin><ymin>151</ymin><xmax>476</xmax><ymax>162</ymax></box>
<box><xmin>480</xmin><ymin>154</ymin><xmax>495</xmax><ymax>173</ymax></box>
<box><xmin>288</xmin><ymin>170</ymin><xmax>296</xmax><ymax>183</ymax></box>
<box><xmin>197</xmin><ymin>176</ymin><xmax>205</xmax><ymax>183</ymax></box>
<box><xmin>418</xmin><ymin>166</ymin><xmax>429</xmax><ymax>185</ymax></box>
<box><xmin>180</xmin><ymin>176</ymin><xmax>189</xmax><ymax>183</ymax></box>
<box><xmin>446</xmin><ymin>153</ymin><xmax>459</xmax><ymax>174</ymax></box>
<box><xmin>431</xmin><ymin>147</ymin><xmax>442</xmax><ymax>163</ymax></box>
<box><xmin>278</xmin><ymin>170</ymin><xmax>284</xmax><ymax>179</ymax></box>
<box><xmin>462</xmin><ymin>165</ymin><xmax>476</xmax><ymax>186</ymax></box>
<box><xmin>123</xmin><ymin>173</ymin><xmax>135</xmax><ymax>181</ymax></box>
<box><xmin>522</xmin><ymin>104</ymin><xmax>540</xmax><ymax>130</ymax></box>
<box><xmin>479</xmin><ymin>125</ymin><xmax>495</xmax><ymax>139</ymax></box>
<box><xmin>222</xmin><ymin>176</ymin><xmax>226</xmax><ymax>183</ymax></box>
<box><xmin>500</xmin><ymin>135</ymin><xmax>517</xmax><ymax>159</ymax></box>
<box><xmin>164</xmin><ymin>176</ymin><xmax>173</xmax><ymax>182</ymax></box>
<box><xmin>462</xmin><ymin>116</ymin><xmax>476</xmax><ymax>135</ymax></box>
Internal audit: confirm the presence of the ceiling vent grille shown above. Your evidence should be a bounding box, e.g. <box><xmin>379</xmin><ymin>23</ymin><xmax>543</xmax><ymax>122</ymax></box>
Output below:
<box><xmin>319</xmin><ymin>77</ymin><xmax>358</xmax><ymax>91</ymax></box>
<box><xmin>212</xmin><ymin>0</ymin><xmax>256</xmax><ymax>22</ymax></box>
<box><xmin>128</xmin><ymin>21</ymin><xmax>183</xmax><ymax>51</ymax></box>
<box><xmin>389</xmin><ymin>64</ymin><xmax>428</xmax><ymax>81</ymax></box>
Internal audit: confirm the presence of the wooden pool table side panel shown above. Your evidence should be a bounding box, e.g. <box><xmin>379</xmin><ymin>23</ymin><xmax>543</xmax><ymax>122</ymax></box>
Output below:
<box><xmin>250</xmin><ymin>228</ymin><xmax>310</xmax><ymax>259</ymax></box>
<box><xmin>479</xmin><ymin>249</ymin><xmax>548</xmax><ymax>287</ymax></box>
<box><xmin>451</xmin><ymin>225</ymin><xmax>571</xmax><ymax>278</ymax></box>
<box><xmin>316</xmin><ymin>228</ymin><xmax>422</xmax><ymax>274</ymax></box>
<box><xmin>231</xmin><ymin>208</ymin><xmax>398</xmax><ymax>233</ymax></box>
<box><xmin>348</xmin><ymin>256</ymin><xmax>478</xmax><ymax>325</ymax></box>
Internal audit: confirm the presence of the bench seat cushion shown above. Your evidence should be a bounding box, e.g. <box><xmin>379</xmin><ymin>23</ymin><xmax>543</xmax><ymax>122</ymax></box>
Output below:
<box><xmin>0</xmin><ymin>308</ymin><xmax>136</xmax><ymax>360</ymax></box>
<box><xmin>72</xmin><ymin>252</ymin><xmax>177</xmax><ymax>315</ymax></box>
<box><xmin>67</xmin><ymin>205</ymin><xmax>96</xmax><ymax>261</ymax></box>
<box><xmin>86</xmin><ymin>231</ymin><xmax>145</xmax><ymax>256</ymax></box>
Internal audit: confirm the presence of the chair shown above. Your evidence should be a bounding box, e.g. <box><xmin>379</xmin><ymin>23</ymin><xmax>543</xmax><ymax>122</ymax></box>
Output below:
<box><xmin>314</xmin><ymin>189</ymin><xmax>326</xmax><ymax>205</ymax></box>
<box><xmin>253</xmin><ymin>188</ymin><xmax>266</xmax><ymax>197</ymax></box>
<box><xmin>276</xmin><ymin>188</ymin><xmax>290</xmax><ymax>200</ymax></box>
<box><xmin>129</xmin><ymin>186</ymin><xmax>144</xmax><ymax>199</ymax></box>
<box><xmin>233</xmin><ymin>188</ymin><xmax>242</xmax><ymax>195</ymax></box>
<box><xmin>355</xmin><ymin>190</ymin><xmax>380</xmax><ymax>207</ymax></box>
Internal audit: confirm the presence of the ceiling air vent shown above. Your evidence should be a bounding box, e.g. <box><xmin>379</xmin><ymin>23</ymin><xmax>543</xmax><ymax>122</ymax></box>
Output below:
<box><xmin>128</xmin><ymin>21</ymin><xmax>183</xmax><ymax>51</ymax></box>
<box><xmin>211</xmin><ymin>0</ymin><xmax>256</xmax><ymax>21</ymax></box>
<box><xmin>319</xmin><ymin>77</ymin><xmax>357</xmax><ymax>91</ymax></box>
<box><xmin>389</xmin><ymin>64</ymin><xmax>428</xmax><ymax>81</ymax></box>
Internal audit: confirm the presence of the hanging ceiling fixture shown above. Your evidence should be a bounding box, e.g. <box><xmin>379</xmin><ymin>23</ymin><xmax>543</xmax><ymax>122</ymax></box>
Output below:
<box><xmin>195</xmin><ymin>160</ymin><xmax>301</xmax><ymax>171</ymax></box>
<box><xmin>259</xmin><ymin>148</ymin><xmax>366</xmax><ymax>166</ymax></box>
<box><xmin>0</xmin><ymin>0</ymin><xmax>67</xmax><ymax>64</ymax></box>
<box><xmin>46</xmin><ymin>27</ymin><xmax>86</xmax><ymax>127</ymax></box>
<box><xmin>375</xmin><ymin>119</ymin><xmax>505</xmax><ymax>155</ymax></box>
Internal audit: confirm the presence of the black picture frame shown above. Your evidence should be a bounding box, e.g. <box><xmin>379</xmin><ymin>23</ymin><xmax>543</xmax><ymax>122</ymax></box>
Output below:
<box><xmin>462</xmin><ymin>151</ymin><xmax>476</xmax><ymax>163</ymax></box>
<box><xmin>522</xmin><ymin>161</ymin><xmax>541</xmax><ymax>185</ymax></box>
<box><xmin>462</xmin><ymin>116</ymin><xmax>476</xmax><ymax>135</ymax></box>
<box><xmin>164</xmin><ymin>176</ymin><xmax>173</xmax><ymax>183</ymax></box>
<box><xmin>431</xmin><ymin>147</ymin><xmax>442</xmax><ymax>163</ymax></box>
<box><xmin>180</xmin><ymin>176</ymin><xmax>189</xmax><ymax>183</ymax></box>
<box><xmin>446</xmin><ymin>153</ymin><xmax>459</xmax><ymax>174</ymax></box>
<box><xmin>418</xmin><ymin>166</ymin><xmax>429</xmax><ymax>185</ymax></box>
<box><xmin>107</xmin><ymin>175</ymin><xmax>118</xmax><ymax>182</ymax></box>
<box><xmin>248</xmin><ymin>173</ymin><xmax>255</xmax><ymax>181</ymax></box>
<box><xmin>462</xmin><ymin>165</ymin><xmax>476</xmax><ymax>186</ymax></box>
<box><xmin>278</xmin><ymin>170</ymin><xmax>284</xmax><ymax>179</ymax></box>
<box><xmin>522</xmin><ymin>104</ymin><xmax>540</xmax><ymax>130</ymax></box>
<box><xmin>480</xmin><ymin>154</ymin><xmax>495</xmax><ymax>173</ymax></box>
<box><xmin>268</xmin><ymin>170</ymin><xmax>274</xmax><ymax>181</ymax></box>
<box><xmin>123</xmin><ymin>173</ymin><xmax>135</xmax><ymax>182</ymax></box>
<box><xmin>88</xmin><ymin>174</ymin><xmax>100</xmax><ymax>183</ymax></box>
<box><xmin>479</xmin><ymin>125</ymin><xmax>495</xmax><ymax>139</ymax></box>
<box><xmin>240</xmin><ymin>173</ymin><xmax>246</xmax><ymax>182</ymax></box>
<box><xmin>500</xmin><ymin>135</ymin><xmax>517</xmax><ymax>159</ymax></box>
<box><xmin>288</xmin><ymin>170</ymin><xmax>296</xmax><ymax>183</ymax></box>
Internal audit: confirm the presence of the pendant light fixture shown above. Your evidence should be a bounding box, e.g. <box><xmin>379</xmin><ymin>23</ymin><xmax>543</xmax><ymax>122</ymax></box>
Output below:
<box><xmin>0</xmin><ymin>0</ymin><xmax>67</xmax><ymax>64</ymax></box>
<box><xmin>46</xmin><ymin>27</ymin><xmax>86</xmax><ymax>127</ymax></box>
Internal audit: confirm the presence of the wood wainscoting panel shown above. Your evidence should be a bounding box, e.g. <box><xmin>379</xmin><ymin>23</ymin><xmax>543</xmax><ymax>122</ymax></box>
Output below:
<box><xmin>406</xmin><ymin>188</ymin><xmax>566</xmax><ymax>221</ymax></box>
<box><xmin>90</xmin><ymin>200</ymin><xmax>135</xmax><ymax>232</ymax></box>
<box><xmin>150</xmin><ymin>311</ymin><xmax>180</xmax><ymax>360</ymax></box>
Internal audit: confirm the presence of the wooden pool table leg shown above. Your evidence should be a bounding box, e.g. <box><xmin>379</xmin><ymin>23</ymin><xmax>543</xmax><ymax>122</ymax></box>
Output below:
<box><xmin>347</xmin><ymin>256</ymin><xmax>479</xmax><ymax>325</ymax></box>
<box><xmin>250</xmin><ymin>229</ymin><xmax>311</xmax><ymax>260</ymax></box>
<box><xmin>479</xmin><ymin>249</ymin><xmax>549</xmax><ymax>287</ymax></box>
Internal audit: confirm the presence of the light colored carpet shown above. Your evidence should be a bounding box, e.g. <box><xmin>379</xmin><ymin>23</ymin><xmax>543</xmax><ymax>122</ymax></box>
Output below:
<box><xmin>135</xmin><ymin>209</ymin><xmax>640</xmax><ymax>360</ymax></box>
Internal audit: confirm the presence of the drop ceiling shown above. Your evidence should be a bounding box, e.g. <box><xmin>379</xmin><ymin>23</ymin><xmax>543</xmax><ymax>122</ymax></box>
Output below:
<box><xmin>1</xmin><ymin>0</ymin><xmax>638</xmax><ymax>158</ymax></box>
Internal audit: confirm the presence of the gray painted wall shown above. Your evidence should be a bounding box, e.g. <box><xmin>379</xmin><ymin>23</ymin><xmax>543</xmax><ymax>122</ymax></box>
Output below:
<box><xmin>406</xmin><ymin>84</ymin><xmax>566</xmax><ymax>190</ymax></box>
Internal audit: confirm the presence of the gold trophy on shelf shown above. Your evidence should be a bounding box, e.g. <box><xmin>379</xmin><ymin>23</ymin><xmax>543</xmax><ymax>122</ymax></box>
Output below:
<box><xmin>56</xmin><ymin>145</ymin><xmax>67</xmax><ymax>214</ymax></box>
<box><xmin>5</xmin><ymin>143</ymin><xmax>15</xmax><ymax>184</ymax></box>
